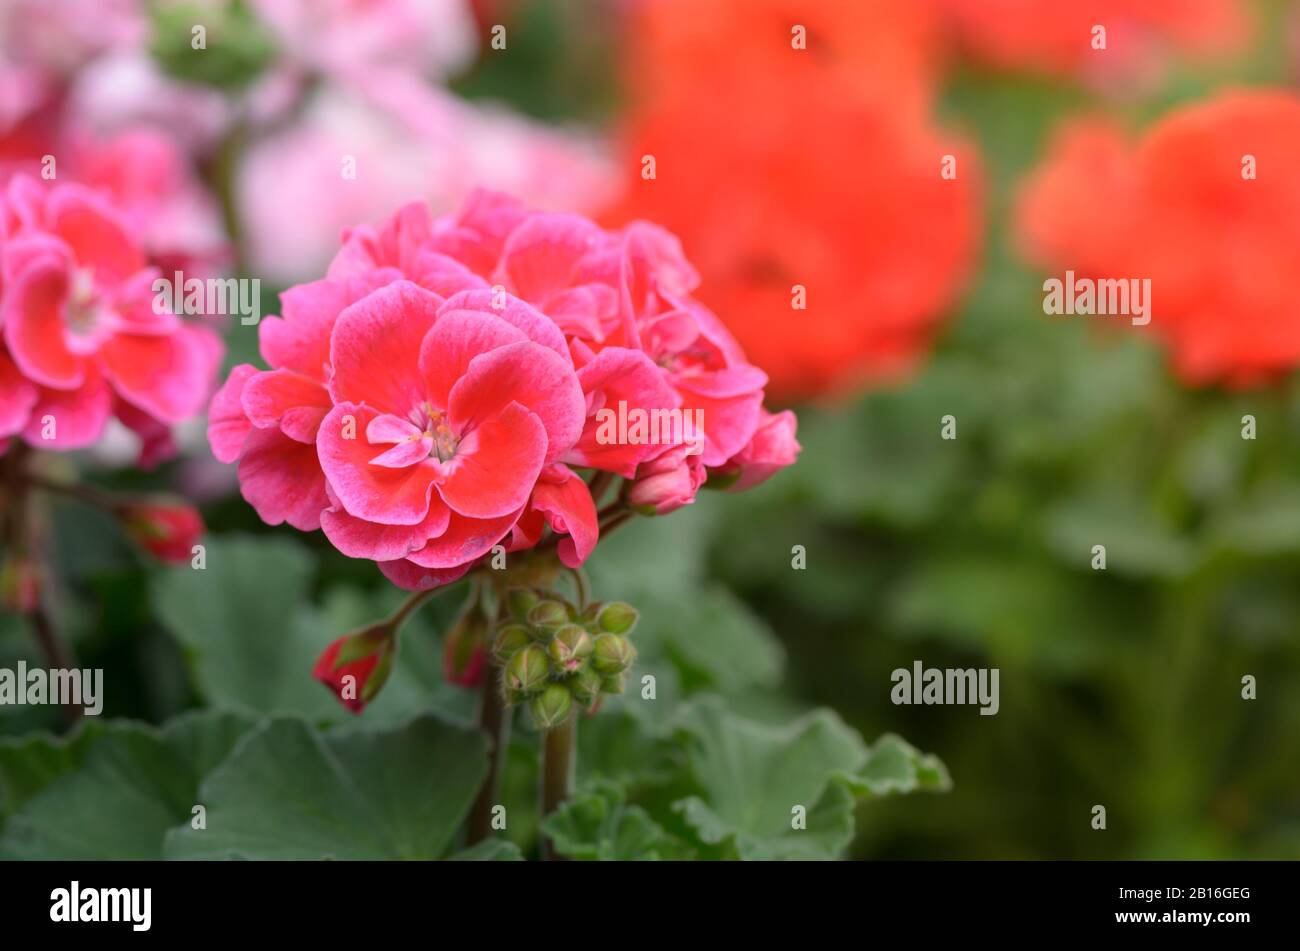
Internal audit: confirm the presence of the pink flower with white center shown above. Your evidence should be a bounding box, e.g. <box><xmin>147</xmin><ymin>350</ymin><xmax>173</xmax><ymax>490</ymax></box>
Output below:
<box><xmin>212</xmin><ymin>190</ymin><xmax>797</xmax><ymax>590</ymax></box>
<box><xmin>331</xmin><ymin>191</ymin><xmax>777</xmax><ymax>483</ymax></box>
<box><xmin>316</xmin><ymin>281</ymin><xmax>586</xmax><ymax>589</ymax></box>
<box><xmin>0</xmin><ymin>176</ymin><xmax>220</xmax><ymax>451</ymax></box>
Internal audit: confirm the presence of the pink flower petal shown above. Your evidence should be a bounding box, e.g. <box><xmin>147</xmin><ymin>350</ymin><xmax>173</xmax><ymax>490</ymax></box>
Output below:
<box><xmin>439</xmin><ymin>289</ymin><xmax>570</xmax><ymax>361</ymax></box>
<box><xmin>369</xmin><ymin>435</ymin><xmax>434</xmax><ymax>468</ymax></box>
<box><xmin>208</xmin><ymin>364</ymin><xmax>257</xmax><ymax>463</ymax></box>
<box><xmin>237</xmin><ymin>426</ymin><xmax>329</xmax><ymax>531</ymax></box>
<box><xmin>566</xmin><ymin>346</ymin><xmax>681</xmax><ymax>477</ymax></box>
<box><xmin>316</xmin><ymin>402</ymin><xmax>437</xmax><ymax>526</ymax></box>
<box><xmin>328</xmin><ymin>280</ymin><xmax>440</xmax><ymax>414</ymax></box>
<box><xmin>0</xmin><ymin>347</ymin><xmax>38</xmax><ymax>438</ymax></box>
<box><xmin>418</xmin><ymin>307</ymin><xmax>528</xmax><ymax>408</ymax></box>
<box><xmin>676</xmin><ymin>384</ymin><xmax>763</xmax><ymax>468</ymax></box>
<box><xmin>260</xmin><ymin>268</ymin><xmax>401</xmax><ymax>381</ymax></box>
<box><xmin>2</xmin><ymin>259</ymin><xmax>85</xmax><ymax>390</ymax></box>
<box><xmin>48</xmin><ymin>185</ymin><xmax>145</xmax><ymax>282</ymax></box>
<box><xmin>328</xmin><ymin>201</ymin><xmax>433</xmax><ymax>278</ymax></box>
<box><xmin>437</xmin><ymin>401</ymin><xmax>546</xmax><ymax>519</ymax></box>
<box><xmin>320</xmin><ymin>492</ymin><xmax>452</xmax><ymax>561</ymax></box>
<box><xmin>241</xmin><ymin>367</ymin><xmax>331</xmax><ymax>443</ymax></box>
<box><xmin>410</xmin><ymin>251</ymin><xmax>490</xmax><ymax>298</ymax></box>
<box><xmin>723</xmin><ymin>408</ymin><xmax>801</xmax><ymax>492</ymax></box>
<box><xmin>366</xmin><ymin>412</ymin><xmax>422</xmax><ymax>444</ymax></box>
<box><xmin>100</xmin><ymin>323</ymin><xmax>220</xmax><ymax>423</ymax></box>
<box><xmin>530</xmin><ymin>464</ymin><xmax>598</xmax><ymax>568</ymax></box>
<box><xmin>497</xmin><ymin>212</ymin><xmax>603</xmax><ymax>303</ymax></box>
<box><xmin>447</xmin><ymin>340</ymin><xmax>585</xmax><ymax>463</ymax></box>
<box><xmin>376</xmin><ymin>558</ymin><xmax>471</xmax><ymax>592</ymax></box>
<box><xmin>0</xmin><ymin>232</ymin><xmax>72</xmax><ymax>286</ymax></box>
<box><xmin>405</xmin><ymin>508</ymin><xmax>522</xmax><ymax>569</ymax></box>
<box><xmin>115</xmin><ymin>397</ymin><xmax>177</xmax><ymax>469</ymax></box>
<box><xmin>453</xmin><ymin>188</ymin><xmax>528</xmax><ymax>260</ymax></box>
<box><xmin>20</xmin><ymin>365</ymin><xmax>112</xmax><ymax>449</ymax></box>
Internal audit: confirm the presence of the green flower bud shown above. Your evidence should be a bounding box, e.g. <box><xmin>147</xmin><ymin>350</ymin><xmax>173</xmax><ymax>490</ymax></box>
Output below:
<box><xmin>596</xmin><ymin>601</ymin><xmax>638</xmax><ymax>634</ymax></box>
<box><xmin>530</xmin><ymin>683</ymin><xmax>573</xmax><ymax>729</ymax></box>
<box><xmin>527</xmin><ymin>599</ymin><xmax>569</xmax><ymax>634</ymax></box>
<box><xmin>149</xmin><ymin>0</ymin><xmax>276</xmax><ymax>90</ymax></box>
<box><xmin>571</xmin><ymin>666</ymin><xmax>603</xmax><ymax>708</ymax></box>
<box><xmin>491</xmin><ymin>623</ymin><xmax>531</xmax><ymax>664</ymax></box>
<box><xmin>506</xmin><ymin>587</ymin><xmax>539</xmax><ymax>619</ymax></box>
<box><xmin>504</xmin><ymin>644</ymin><xmax>549</xmax><ymax>697</ymax></box>
<box><xmin>547</xmin><ymin>624</ymin><xmax>593</xmax><ymax>675</ymax></box>
<box><xmin>601</xmin><ymin>673</ymin><xmax>627</xmax><ymax>695</ymax></box>
<box><xmin>592</xmin><ymin>633</ymin><xmax>636</xmax><ymax>674</ymax></box>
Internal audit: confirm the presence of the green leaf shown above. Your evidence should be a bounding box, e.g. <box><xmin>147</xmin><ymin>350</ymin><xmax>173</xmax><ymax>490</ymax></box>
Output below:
<box><xmin>151</xmin><ymin>535</ymin><xmax>331</xmax><ymax>718</ymax></box>
<box><xmin>0</xmin><ymin>721</ymin><xmax>106</xmax><ymax>822</ymax></box>
<box><xmin>447</xmin><ymin>839</ymin><xmax>524</xmax><ymax>861</ymax></box>
<box><xmin>543</xmin><ymin>779</ymin><xmax>692</xmax><ymax>860</ymax></box>
<box><xmin>0</xmin><ymin>711</ymin><xmax>253</xmax><ymax>859</ymax></box>
<box><xmin>656</xmin><ymin>586</ymin><xmax>784</xmax><ymax>694</ymax></box>
<box><xmin>670</xmin><ymin>700</ymin><xmax>867</xmax><ymax>860</ymax></box>
<box><xmin>837</xmin><ymin>733</ymin><xmax>952</xmax><ymax>797</ymax></box>
<box><xmin>151</xmin><ymin>535</ymin><xmax>475</xmax><ymax>724</ymax></box>
<box><xmin>1042</xmin><ymin>492</ymin><xmax>1196</xmax><ymax>579</ymax></box>
<box><xmin>576</xmin><ymin>708</ymin><xmax>680</xmax><ymax>788</ymax></box>
<box><xmin>669</xmin><ymin>701</ymin><xmax>950</xmax><ymax>859</ymax></box>
<box><xmin>163</xmin><ymin>714</ymin><xmax>488</xmax><ymax>859</ymax></box>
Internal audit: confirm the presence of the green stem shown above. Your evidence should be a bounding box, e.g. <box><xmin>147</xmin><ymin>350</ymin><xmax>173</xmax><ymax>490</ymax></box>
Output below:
<box><xmin>385</xmin><ymin>585</ymin><xmax>439</xmax><ymax>631</ymax></box>
<box><xmin>566</xmin><ymin>565</ymin><xmax>591</xmax><ymax>608</ymax></box>
<box><xmin>23</xmin><ymin>472</ymin><xmax>124</xmax><ymax>513</ymax></box>
<box><xmin>466</xmin><ymin>662</ymin><xmax>510</xmax><ymax>845</ymax></box>
<box><xmin>1</xmin><ymin>447</ymin><xmax>80</xmax><ymax>726</ymax></box>
<box><xmin>539</xmin><ymin>714</ymin><xmax>577</xmax><ymax>861</ymax></box>
<box><xmin>587</xmin><ymin>471</ymin><xmax>615</xmax><ymax>507</ymax></box>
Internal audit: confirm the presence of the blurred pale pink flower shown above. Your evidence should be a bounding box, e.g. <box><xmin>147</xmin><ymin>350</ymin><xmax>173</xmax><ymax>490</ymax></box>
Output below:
<box><xmin>72</xmin><ymin>128</ymin><xmax>228</xmax><ymax>273</ymax></box>
<box><xmin>238</xmin><ymin>76</ymin><xmax>617</xmax><ymax>284</ymax></box>
<box><xmin>0</xmin><ymin>0</ymin><xmax>143</xmax><ymax>78</ymax></box>
<box><xmin>251</xmin><ymin>0</ymin><xmax>478</xmax><ymax>81</ymax></box>
<box><xmin>65</xmin><ymin>53</ymin><xmax>232</xmax><ymax>152</ymax></box>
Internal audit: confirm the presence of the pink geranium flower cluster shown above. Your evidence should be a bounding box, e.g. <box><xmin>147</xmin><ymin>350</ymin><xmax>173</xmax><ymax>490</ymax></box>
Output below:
<box><xmin>210</xmin><ymin>190</ymin><xmax>799</xmax><ymax>590</ymax></box>
<box><xmin>0</xmin><ymin>175</ymin><xmax>221</xmax><ymax>460</ymax></box>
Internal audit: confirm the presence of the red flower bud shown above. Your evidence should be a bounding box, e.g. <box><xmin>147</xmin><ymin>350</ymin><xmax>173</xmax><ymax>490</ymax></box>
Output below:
<box><xmin>626</xmin><ymin>446</ymin><xmax>705</xmax><ymax>516</ymax></box>
<box><xmin>443</xmin><ymin>628</ymin><xmax>487</xmax><ymax>687</ymax></box>
<box><xmin>442</xmin><ymin>590</ymin><xmax>491</xmax><ymax>687</ymax></box>
<box><xmin>312</xmin><ymin>627</ymin><xmax>393</xmax><ymax>714</ymax></box>
<box><xmin>119</xmin><ymin>499</ymin><xmax>204</xmax><ymax>564</ymax></box>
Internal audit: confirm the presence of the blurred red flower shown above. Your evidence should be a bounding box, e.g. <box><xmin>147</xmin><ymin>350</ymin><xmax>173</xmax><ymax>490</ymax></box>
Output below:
<box><xmin>609</xmin><ymin>0</ymin><xmax>981</xmax><ymax>401</ymax></box>
<box><xmin>1017</xmin><ymin>89</ymin><xmax>1300</xmax><ymax>387</ymax></box>
<box><xmin>934</xmin><ymin>0</ymin><xmax>1252</xmax><ymax>86</ymax></box>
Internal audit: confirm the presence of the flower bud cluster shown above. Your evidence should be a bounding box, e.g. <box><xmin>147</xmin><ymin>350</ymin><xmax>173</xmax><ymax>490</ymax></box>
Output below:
<box><xmin>493</xmin><ymin>589</ymin><xmax>638</xmax><ymax>728</ymax></box>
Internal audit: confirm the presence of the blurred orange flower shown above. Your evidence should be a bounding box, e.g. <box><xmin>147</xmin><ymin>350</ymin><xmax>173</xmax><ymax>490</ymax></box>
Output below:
<box><xmin>934</xmin><ymin>0</ymin><xmax>1252</xmax><ymax>85</ymax></box>
<box><xmin>609</xmin><ymin>0</ymin><xmax>982</xmax><ymax>401</ymax></box>
<box><xmin>1017</xmin><ymin>89</ymin><xmax>1300</xmax><ymax>387</ymax></box>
